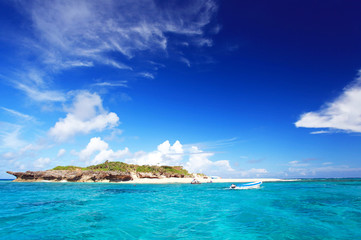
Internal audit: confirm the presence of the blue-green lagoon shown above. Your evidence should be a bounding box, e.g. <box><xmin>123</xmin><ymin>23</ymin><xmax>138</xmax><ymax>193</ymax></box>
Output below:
<box><xmin>0</xmin><ymin>179</ymin><xmax>360</xmax><ymax>239</ymax></box>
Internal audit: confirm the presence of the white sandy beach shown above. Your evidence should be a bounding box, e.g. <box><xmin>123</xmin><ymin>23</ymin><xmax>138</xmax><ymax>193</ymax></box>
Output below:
<box><xmin>117</xmin><ymin>177</ymin><xmax>294</xmax><ymax>184</ymax></box>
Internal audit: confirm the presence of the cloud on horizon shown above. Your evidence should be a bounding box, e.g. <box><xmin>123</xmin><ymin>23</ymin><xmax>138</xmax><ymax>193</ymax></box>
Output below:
<box><xmin>78</xmin><ymin>137</ymin><xmax>130</xmax><ymax>165</ymax></box>
<box><xmin>126</xmin><ymin>140</ymin><xmax>185</xmax><ymax>166</ymax></box>
<box><xmin>286</xmin><ymin>165</ymin><xmax>361</xmax><ymax>178</ymax></box>
<box><xmin>185</xmin><ymin>146</ymin><xmax>234</xmax><ymax>175</ymax></box>
<box><xmin>73</xmin><ymin>138</ymin><xmax>238</xmax><ymax>177</ymax></box>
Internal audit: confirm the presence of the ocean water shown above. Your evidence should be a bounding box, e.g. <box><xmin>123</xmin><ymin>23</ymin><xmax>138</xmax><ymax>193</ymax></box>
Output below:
<box><xmin>0</xmin><ymin>179</ymin><xmax>360</xmax><ymax>240</ymax></box>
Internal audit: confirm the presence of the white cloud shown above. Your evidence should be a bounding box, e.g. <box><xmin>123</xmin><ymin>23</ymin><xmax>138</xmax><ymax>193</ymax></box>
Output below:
<box><xmin>92</xmin><ymin>81</ymin><xmax>128</xmax><ymax>88</ymax></box>
<box><xmin>125</xmin><ymin>140</ymin><xmax>240</xmax><ymax>177</ymax></box>
<box><xmin>4</xmin><ymin>0</ymin><xmax>218</xmax><ymax>105</ymax></box>
<box><xmin>0</xmin><ymin>123</ymin><xmax>27</xmax><ymax>150</ymax></box>
<box><xmin>196</xmin><ymin>38</ymin><xmax>213</xmax><ymax>47</ymax></box>
<box><xmin>7</xmin><ymin>161</ymin><xmax>27</xmax><ymax>172</ymax></box>
<box><xmin>14</xmin><ymin>80</ymin><xmax>66</xmax><ymax>102</ymax></box>
<box><xmin>286</xmin><ymin>165</ymin><xmax>361</xmax><ymax>177</ymax></box>
<box><xmin>119</xmin><ymin>93</ymin><xmax>132</xmax><ymax>102</ymax></box>
<box><xmin>287</xmin><ymin>167</ymin><xmax>308</xmax><ymax>176</ymax></box>
<box><xmin>79</xmin><ymin>137</ymin><xmax>109</xmax><ymax>161</ymax></box>
<box><xmin>57</xmin><ymin>149</ymin><xmax>66</xmax><ymax>158</ymax></box>
<box><xmin>311</xmin><ymin>165</ymin><xmax>361</xmax><ymax>174</ymax></box>
<box><xmin>1</xmin><ymin>143</ymin><xmax>46</xmax><ymax>162</ymax></box>
<box><xmin>33</xmin><ymin>157</ymin><xmax>51</xmax><ymax>168</ymax></box>
<box><xmin>59</xmin><ymin>60</ymin><xmax>94</xmax><ymax>68</ymax></box>
<box><xmin>78</xmin><ymin>137</ymin><xmax>129</xmax><ymax>165</ymax></box>
<box><xmin>288</xmin><ymin>160</ymin><xmax>309</xmax><ymax>167</ymax></box>
<box><xmin>139</xmin><ymin>72</ymin><xmax>155</xmax><ymax>79</ymax></box>
<box><xmin>239</xmin><ymin>168</ymin><xmax>268</xmax><ymax>178</ymax></box>
<box><xmin>49</xmin><ymin>91</ymin><xmax>119</xmax><ymax>141</ymax></box>
<box><xmin>188</xmin><ymin>137</ymin><xmax>239</xmax><ymax>150</ymax></box>
<box><xmin>75</xmin><ymin>138</ymin><xmax>237</xmax><ymax>176</ymax></box>
<box><xmin>20</xmin><ymin>0</ymin><xmax>217</xmax><ymax>70</ymax></box>
<box><xmin>3</xmin><ymin>69</ymin><xmax>66</xmax><ymax>102</ymax></box>
<box><xmin>180</xmin><ymin>57</ymin><xmax>191</xmax><ymax>67</ymax></box>
<box><xmin>295</xmin><ymin>74</ymin><xmax>361</xmax><ymax>133</ymax></box>
<box><xmin>104</xmin><ymin>129</ymin><xmax>123</xmax><ymax>141</ymax></box>
<box><xmin>15</xmin><ymin>162</ymin><xmax>27</xmax><ymax>170</ymax></box>
<box><xmin>1</xmin><ymin>107</ymin><xmax>34</xmax><ymax>121</ymax></box>
<box><xmin>310</xmin><ymin>130</ymin><xmax>330</xmax><ymax>134</ymax></box>
<box><xmin>185</xmin><ymin>146</ymin><xmax>234</xmax><ymax>175</ymax></box>
<box><xmin>126</xmin><ymin>140</ymin><xmax>184</xmax><ymax>166</ymax></box>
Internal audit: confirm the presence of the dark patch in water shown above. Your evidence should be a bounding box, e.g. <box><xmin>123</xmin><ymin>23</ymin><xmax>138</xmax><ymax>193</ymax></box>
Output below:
<box><xmin>23</xmin><ymin>200</ymin><xmax>66</xmax><ymax>206</ymax></box>
<box><xmin>19</xmin><ymin>199</ymin><xmax>85</xmax><ymax>207</ymax></box>
<box><xmin>104</xmin><ymin>189</ymin><xmax>156</xmax><ymax>194</ymax></box>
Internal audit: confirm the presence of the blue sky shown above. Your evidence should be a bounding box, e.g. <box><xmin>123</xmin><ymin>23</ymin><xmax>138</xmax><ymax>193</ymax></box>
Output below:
<box><xmin>1</xmin><ymin>0</ymin><xmax>361</xmax><ymax>178</ymax></box>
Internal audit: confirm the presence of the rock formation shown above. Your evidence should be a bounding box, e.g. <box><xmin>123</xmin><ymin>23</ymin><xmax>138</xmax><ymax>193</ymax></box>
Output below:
<box><xmin>6</xmin><ymin>170</ymin><xmax>134</xmax><ymax>182</ymax></box>
<box><xmin>6</xmin><ymin>161</ymin><xmax>200</xmax><ymax>182</ymax></box>
<box><xmin>7</xmin><ymin>170</ymin><xmax>189</xmax><ymax>182</ymax></box>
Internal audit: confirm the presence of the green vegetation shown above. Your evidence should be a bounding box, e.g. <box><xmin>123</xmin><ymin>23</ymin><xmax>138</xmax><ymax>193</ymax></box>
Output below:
<box><xmin>52</xmin><ymin>166</ymin><xmax>85</xmax><ymax>170</ymax></box>
<box><xmin>51</xmin><ymin>161</ymin><xmax>193</xmax><ymax>176</ymax></box>
<box><xmin>87</xmin><ymin>161</ymin><xmax>136</xmax><ymax>172</ymax></box>
<box><xmin>196</xmin><ymin>173</ymin><xmax>207</xmax><ymax>177</ymax></box>
<box><xmin>161</xmin><ymin>166</ymin><xmax>190</xmax><ymax>175</ymax></box>
<box><xmin>135</xmin><ymin>165</ymin><xmax>190</xmax><ymax>175</ymax></box>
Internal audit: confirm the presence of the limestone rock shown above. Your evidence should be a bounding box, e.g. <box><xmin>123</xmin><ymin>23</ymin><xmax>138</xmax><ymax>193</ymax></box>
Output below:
<box><xmin>6</xmin><ymin>170</ymin><xmax>133</xmax><ymax>183</ymax></box>
<box><xmin>136</xmin><ymin>172</ymin><xmax>161</xmax><ymax>178</ymax></box>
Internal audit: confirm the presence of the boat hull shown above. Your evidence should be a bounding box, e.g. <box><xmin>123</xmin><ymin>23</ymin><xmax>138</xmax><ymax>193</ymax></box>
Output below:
<box><xmin>231</xmin><ymin>181</ymin><xmax>262</xmax><ymax>190</ymax></box>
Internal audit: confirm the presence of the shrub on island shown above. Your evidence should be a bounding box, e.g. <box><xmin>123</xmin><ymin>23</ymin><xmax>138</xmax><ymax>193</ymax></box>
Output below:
<box><xmin>51</xmin><ymin>161</ymin><xmax>192</xmax><ymax>176</ymax></box>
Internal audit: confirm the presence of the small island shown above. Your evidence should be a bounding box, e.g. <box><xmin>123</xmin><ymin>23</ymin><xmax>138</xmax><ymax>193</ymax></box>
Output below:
<box><xmin>7</xmin><ymin>161</ymin><xmax>207</xmax><ymax>183</ymax></box>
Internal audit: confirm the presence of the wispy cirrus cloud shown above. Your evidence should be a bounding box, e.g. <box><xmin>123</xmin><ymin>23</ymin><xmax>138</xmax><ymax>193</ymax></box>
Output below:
<box><xmin>1</xmin><ymin>69</ymin><xmax>66</xmax><ymax>102</ymax></box>
<box><xmin>322</xmin><ymin>162</ymin><xmax>333</xmax><ymax>165</ymax></box>
<box><xmin>57</xmin><ymin>149</ymin><xmax>66</xmax><ymax>158</ymax></box>
<box><xmin>247</xmin><ymin>158</ymin><xmax>264</xmax><ymax>164</ymax></box>
<box><xmin>92</xmin><ymin>81</ymin><xmax>128</xmax><ymax>88</ymax></box>
<box><xmin>282</xmin><ymin>157</ymin><xmax>361</xmax><ymax>177</ymax></box>
<box><xmin>187</xmin><ymin>137</ymin><xmax>239</xmax><ymax>150</ymax></box>
<box><xmin>19</xmin><ymin>0</ymin><xmax>218</xmax><ymax>71</ymax></box>
<box><xmin>239</xmin><ymin>168</ymin><xmax>268</xmax><ymax>177</ymax></box>
<box><xmin>180</xmin><ymin>57</ymin><xmax>191</xmax><ymax>67</ymax></box>
<box><xmin>138</xmin><ymin>72</ymin><xmax>155</xmax><ymax>79</ymax></box>
<box><xmin>0</xmin><ymin>123</ymin><xmax>27</xmax><ymax>150</ymax></box>
<box><xmin>288</xmin><ymin>160</ymin><xmax>310</xmax><ymax>167</ymax></box>
<box><xmin>15</xmin><ymin>81</ymin><xmax>66</xmax><ymax>102</ymax></box>
<box><xmin>286</xmin><ymin>165</ymin><xmax>361</xmax><ymax>178</ymax></box>
<box><xmin>4</xmin><ymin>0</ymin><xmax>218</xmax><ymax>103</ymax></box>
<box><xmin>295</xmin><ymin>72</ymin><xmax>361</xmax><ymax>133</ymax></box>
<box><xmin>1</xmin><ymin>107</ymin><xmax>34</xmax><ymax>121</ymax></box>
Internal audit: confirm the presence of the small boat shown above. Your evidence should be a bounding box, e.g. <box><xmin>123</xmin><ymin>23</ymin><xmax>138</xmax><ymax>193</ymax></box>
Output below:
<box><xmin>191</xmin><ymin>179</ymin><xmax>201</xmax><ymax>184</ymax></box>
<box><xmin>230</xmin><ymin>181</ymin><xmax>262</xmax><ymax>189</ymax></box>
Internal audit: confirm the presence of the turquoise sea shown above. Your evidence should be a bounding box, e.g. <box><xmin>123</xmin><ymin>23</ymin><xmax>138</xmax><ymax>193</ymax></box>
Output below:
<box><xmin>0</xmin><ymin>179</ymin><xmax>360</xmax><ymax>240</ymax></box>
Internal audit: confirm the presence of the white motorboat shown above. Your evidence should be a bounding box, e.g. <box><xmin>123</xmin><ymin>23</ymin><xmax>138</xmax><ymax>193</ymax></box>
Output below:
<box><xmin>230</xmin><ymin>181</ymin><xmax>262</xmax><ymax>189</ymax></box>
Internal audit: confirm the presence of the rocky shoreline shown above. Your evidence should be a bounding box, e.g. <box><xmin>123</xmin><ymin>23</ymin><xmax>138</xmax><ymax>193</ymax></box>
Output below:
<box><xmin>6</xmin><ymin>170</ymin><xmax>192</xmax><ymax>183</ymax></box>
